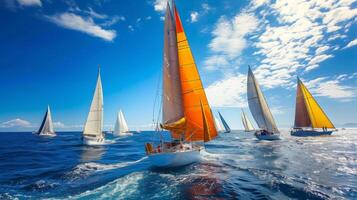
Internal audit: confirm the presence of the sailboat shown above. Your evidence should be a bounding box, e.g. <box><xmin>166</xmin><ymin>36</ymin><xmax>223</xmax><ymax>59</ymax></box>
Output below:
<box><xmin>214</xmin><ymin>116</ymin><xmax>224</xmax><ymax>132</ymax></box>
<box><xmin>114</xmin><ymin>110</ymin><xmax>132</xmax><ymax>136</ymax></box>
<box><xmin>82</xmin><ymin>68</ymin><xmax>105</xmax><ymax>145</ymax></box>
<box><xmin>218</xmin><ymin>112</ymin><xmax>231</xmax><ymax>133</ymax></box>
<box><xmin>36</xmin><ymin>105</ymin><xmax>55</xmax><ymax>136</ymax></box>
<box><xmin>145</xmin><ymin>2</ymin><xmax>218</xmax><ymax>168</ymax></box>
<box><xmin>291</xmin><ymin>78</ymin><xmax>336</xmax><ymax>136</ymax></box>
<box><xmin>241</xmin><ymin>109</ymin><xmax>255</xmax><ymax>132</ymax></box>
<box><xmin>247</xmin><ymin>67</ymin><xmax>280</xmax><ymax>140</ymax></box>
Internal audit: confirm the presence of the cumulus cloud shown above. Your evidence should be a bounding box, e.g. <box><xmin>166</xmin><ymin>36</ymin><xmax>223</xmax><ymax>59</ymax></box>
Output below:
<box><xmin>190</xmin><ymin>11</ymin><xmax>199</xmax><ymax>23</ymax></box>
<box><xmin>17</xmin><ymin>0</ymin><xmax>41</xmax><ymax>7</ymax></box>
<box><xmin>47</xmin><ymin>12</ymin><xmax>116</xmax><ymax>41</ymax></box>
<box><xmin>153</xmin><ymin>0</ymin><xmax>167</xmax><ymax>12</ymax></box>
<box><xmin>204</xmin><ymin>0</ymin><xmax>357</xmax><ymax>107</ymax></box>
<box><xmin>0</xmin><ymin>118</ymin><xmax>32</xmax><ymax>128</ymax></box>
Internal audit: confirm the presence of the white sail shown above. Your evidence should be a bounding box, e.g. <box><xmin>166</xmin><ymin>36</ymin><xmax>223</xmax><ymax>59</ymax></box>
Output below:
<box><xmin>114</xmin><ymin>110</ymin><xmax>129</xmax><ymax>135</ymax></box>
<box><xmin>247</xmin><ymin>67</ymin><xmax>279</xmax><ymax>133</ymax></box>
<box><xmin>83</xmin><ymin>70</ymin><xmax>104</xmax><ymax>138</ymax></box>
<box><xmin>38</xmin><ymin>105</ymin><xmax>55</xmax><ymax>135</ymax></box>
<box><xmin>214</xmin><ymin>117</ymin><xmax>223</xmax><ymax>132</ymax></box>
<box><xmin>241</xmin><ymin>110</ymin><xmax>254</xmax><ymax>131</ymax></box>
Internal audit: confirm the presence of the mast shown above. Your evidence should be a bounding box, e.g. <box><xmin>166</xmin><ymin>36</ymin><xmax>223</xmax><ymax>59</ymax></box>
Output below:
<box><xmin>247</xmin><ymin>66</ymin><xmax>279</xmax><ymax>133</ymax></box>
<box><xmin>83</xmin><ymin>67</ymin><xmax>104</xmax><ymax>137</ymax></box>
<box><xmin>218</xmin><ymin>112</ymin><xmax>231</xmax><ymax>133</ymax></box>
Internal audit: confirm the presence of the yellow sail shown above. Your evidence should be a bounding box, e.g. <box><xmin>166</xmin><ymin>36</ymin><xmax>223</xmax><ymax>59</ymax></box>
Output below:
<box><xmin>298</xmin><ymin>79</ymin><xmax>335</xmax><ymax>129</ymax></box>
<box><xmin>173</xmin><ymin>5</ymin><xmax>217</xmax><ymax>142</ymax></box>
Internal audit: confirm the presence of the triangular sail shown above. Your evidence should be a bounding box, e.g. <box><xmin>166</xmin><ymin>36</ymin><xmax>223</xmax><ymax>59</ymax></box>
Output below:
<box><xmin>83</xmin><ymin>69</ymin><xmax>104</xmax><ymax>138</ymax></box>
<box><xmin>295</xmin><ymin>79</ymin><xmax>335</xmax><ymax>129</ymax></box>
<box><xmin>214</xmin><ymin>117</ymin><xmax>223</xmax><ymax>132</ymax></box>
<box><xmin>218</xmin><ymin>112</ymin><xmax>231</xmax><ymax>133</ymax></box>
<box><xmin>114</xmin><ymin>110</ymin><xmax>129</xmax><ymax>134</ymax></box>
<box><xmin>172</xmin><ymin>5</ymin><xmax>218</xmax><ymax>141</ymax></box>
<box><xmin>162</xmin><ymin>2</ymin><xmax>185</xmax><ymax>127</ymax></box>
<box><xmin>38</xmin><ymin>106</ymin><xmax>55</xmax><ymax>135</ymax></box>
<box><xmin>247</xmin><ymin>67</ymin><xmax>279</xmax><ymax>133</ymax></box>
<box><xmin>241</xmin><ymin>110</ymin><xmax>254</xmax><ymax>131</ymax></box>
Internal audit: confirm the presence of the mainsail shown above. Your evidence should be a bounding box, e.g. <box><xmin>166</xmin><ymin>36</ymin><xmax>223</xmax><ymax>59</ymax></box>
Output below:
<box><xmin>161</xmin><ymin>3</ymin><xmax>217</xmax><ymax>142</ymax></box>
<box><xmin>218</xmin><ymin>112</ymin><xmax>231</xmax><ymax>133</ymax></box>
<box><xmin>294</xmin><ymin>78</ymin><xmax>335</xmax><ymax>129</ymax></box>
<box><xmin>83</xmin><ymin>69</ymin><xmax>104</xmax><ymax>138</ymax></box>
<box><xmin>247</xmin><ymin>67</ymin><xmax>279</xmax><ymax>133</ymax></box>
<box><xmin>114</xmin><ymin>110</ymin><xmax>129</xmax><ymax>135</ymax></box>
<box><xmin>241</xmin><ymin>110</ymin><xmax>254</xmax><ymax>131</ymax></box>
<box><xmin>37</xmin><ymin>105</ymin><xmax>55</xmax><ymax>135</ymax></box>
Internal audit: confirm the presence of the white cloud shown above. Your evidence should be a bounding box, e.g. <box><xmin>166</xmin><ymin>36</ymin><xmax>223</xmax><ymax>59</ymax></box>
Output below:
<box><xmin>205</xmin><ymin>75</ymin><xmax>247</xmax><ymax>107</ymax></box>
<box><xmin>344</xmin><ymin>38</ymin><xmax>357</xmax><ymax>49</ymax></box>
<box><xmin>190</xmin><ymin>11</ymin><xmax>199</xmax><ymax>23</ymax></box>
<box><xmin>153</xmin><ymin>0</ymin><xmax>167</xmax><ymax>12</ymax></box>
<box><xmin>305</xmin><ymin>77</ymin><xmax>357</xmax><ymax>100</ymax></box>
<box><xmin>47</xmin><ymin>12</ymin><xmax>116</xmax><ymax>41</ymax></box>
<box><xmin>0</xmin><ymin>118</ymin><xmax>31</xmax><ymax>128</ymax></box>
<box><xmin>53</xmin><ymin>121</ymin><xmax>65</xmax><ymax>128</ymax></box>
<box><xmin>17</xmin><ymin>0</ymin><xmax>41</xmax><ymax>7</ymax></box>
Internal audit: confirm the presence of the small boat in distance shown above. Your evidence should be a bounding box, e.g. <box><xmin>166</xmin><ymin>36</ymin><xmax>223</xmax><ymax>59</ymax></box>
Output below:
<box><xmin>247</xmin><ymin>67</ymin><xmax>280</xmax><ymax>140</ymax></box>
<box><xmin>36</xmin><ymin>105</ymin><xmax>55</xmax><ymax>136</ymax></box>
<box><xmin>114</xmin><ymin>110</ymin><xmax>132</xmax><ymax>136</ymax></box>
<box><xmin>291</xmin><ymin>78</ymin><xmax>337</xmax><ymax>136</ymax></box>
<box><xmin>82</xmin><ymin>67</ymin><xmax>105</xmax><ymax>145</ymax></box>
<box><xmin>218</xmin><ymin>112</ymin><xmax>231</xmax><ymax>133</ymax></box>
<box><xmin>241</xmin><ymin>109</ymin><xmax>255</xmax><ymax>132</ymax></box>
<box><xmin>145</xmin><ymin>2</ymin><xmax>218</xmax><ymax>168</ymax></box>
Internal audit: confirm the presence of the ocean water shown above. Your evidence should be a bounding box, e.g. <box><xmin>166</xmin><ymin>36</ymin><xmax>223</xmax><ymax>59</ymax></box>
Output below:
<box><xmin>0</xmin><ymin>130</ymin><xmax>356</xmax><ymax>200</ymax></box>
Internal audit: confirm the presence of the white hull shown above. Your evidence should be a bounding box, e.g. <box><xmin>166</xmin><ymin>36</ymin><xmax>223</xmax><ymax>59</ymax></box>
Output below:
<box><xmin>148</xmin><ymin>147</ymin><xmax>202</xmax><ymax>168</ymax></box>
<box><xmin>255</xmin><ymin>131</ymin><xmax>280</xmax><ymax>140</ymax></box>
<box><xmin>83</xmin><ymin>135</ymin><xmax>105</xmax><ymax>146</ymax></box>
<box><xmin>38</xmin><ymin>132</ymin><xmax>56</xmax><ymax>137</ymax></box>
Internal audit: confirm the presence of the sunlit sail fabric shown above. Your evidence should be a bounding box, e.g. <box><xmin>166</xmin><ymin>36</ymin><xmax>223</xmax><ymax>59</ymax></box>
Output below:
<box><xmin>173</xmin><ymin>6</ymin><xmax>217</xmax><ymax>141</ymax></box>
<box><xmin>162</xmin><ymin>3</ymin><xmax>184</xmax><ymax>128</ymax></box>
<box><xmin>114</xmin><ymin>110</ymin><xmax>129</xmax><ymax>134</ymax></box>
<box><xmin>83</xmin><ymin>70</ymin><xmax>103</xmax><ymax>137</ymax></box>
<box><xmin>241</xmin><ymin>110</ymin><xmax>254</xmax><ymax>131</ymax></box>
<box><xmin>218</xmin><ymin>112</ymin><xmax>231</xmax><ymax>133</ymax></box>
<box><xmin>214</xmin><ymin>117</ymin><xmax>223</xmax><ymax>132</ymax></box>
<box><xmin>247</xmin><ymin>67</ymin><xmax>279</xmax><ymax>133</ymax></box>
<box><xmin>294</xmin><ymin>79</ymin><xmax>335</xmax><ymax>129</ymax></box>
<box><xmin>38</xmin><ymin>106</ymin><xmax>54</xmax><ymax>135</ymax></box>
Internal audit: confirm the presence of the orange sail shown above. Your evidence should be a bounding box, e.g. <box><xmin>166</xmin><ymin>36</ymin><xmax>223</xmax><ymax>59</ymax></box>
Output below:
<box><xmin>173</xmin><ymin>5</ymin><xmax>217</xmax><ymax>142</ymax></box>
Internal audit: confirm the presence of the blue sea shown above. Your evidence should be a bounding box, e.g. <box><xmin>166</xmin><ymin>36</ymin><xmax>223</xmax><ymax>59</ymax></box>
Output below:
<box><xmin>0</xmin><ymin>130</ymin><xmax>356</xmax><ymax>200</ymax></box>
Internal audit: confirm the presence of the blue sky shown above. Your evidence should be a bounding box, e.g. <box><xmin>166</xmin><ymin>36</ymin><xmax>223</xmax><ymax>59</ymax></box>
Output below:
<box><xmin>0</xmin><ymin>0</ymin><xmax>356</xmax><ymax>131</ymax></box>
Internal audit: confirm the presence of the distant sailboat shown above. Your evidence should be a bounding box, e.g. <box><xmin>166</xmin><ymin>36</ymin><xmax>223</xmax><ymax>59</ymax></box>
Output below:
<box><xmin>218</xmin><ymin>112</ymin><xmax>231</xmax><ymax>133</ymax></box>
<box><xmin>145</xmin><ymin>2</ymin><xmax>218</xmax><ymax>168</ymax></box>
<box><xmin>247</xmin><ymin>67</ymin><xmax>280</xmax><ymax>140</ymax></box>
<box><xmin>82</xmin><ymin>68</ymin><xmax>105</xmax><ymax>145</ymax></box>
<box><xmin>114</xmin><ymin>110</ymin><xmax>132</xmax><ymax>136</ymax></box>
<box><xmin>291</xmin><ymin>78</ymin><xmax>336</xmax><ymax>136</ymax></box>
<box><xmin>241</xmin><ymin>109</ymin><xmax>255</xmax><ymax>132</ymax></box>
<box><xmin>214</xmin><ymin>116</ymin><xmax>224</xmax><ymax>132</ymax></box>
<box><xmin>36</xmin><ymin>105</ymin><xmax>55</xmax><ymax>136</ymax></box>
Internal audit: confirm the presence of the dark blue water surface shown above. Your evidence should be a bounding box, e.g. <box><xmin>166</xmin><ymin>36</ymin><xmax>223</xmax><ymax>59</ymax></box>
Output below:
<box><xmin>0</xmin><ymin>130</ymin><xmax>356</xmax><ymax>199</ymax></box>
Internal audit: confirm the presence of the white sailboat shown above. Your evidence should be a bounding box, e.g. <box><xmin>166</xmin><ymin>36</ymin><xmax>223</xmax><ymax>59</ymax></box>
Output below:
<box><xmin>241</xmin><ymin>109</ymin><xmax>255</xmax><ymax>132</ymax></box>
<box><xmin>82</xmin><ymin>68</ymin><xmax>105</xmax><ymax>145</ymax></box>
<box><xmin>114</xmin><ymin>110</ymin><xmax>132</xmax><ymax>136</ymax></box>
<box><xmin>36</xmin><ymin>105</ymin><xmax>55</xmax><ymax>136</ymax></box>
<box><xmin>247</xmin><ymin>67</ymin><xmax>280</xmax><ymax>140</ymax></box>
<box><xmin>218</xmin><ymin>111</ymin><xmax>231</xmax><ymax>133</ymax></box>
<box><xmin>145</xmin><ymin>2</ymin><xmax>218</xmax><ymax>168</ymax></box>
